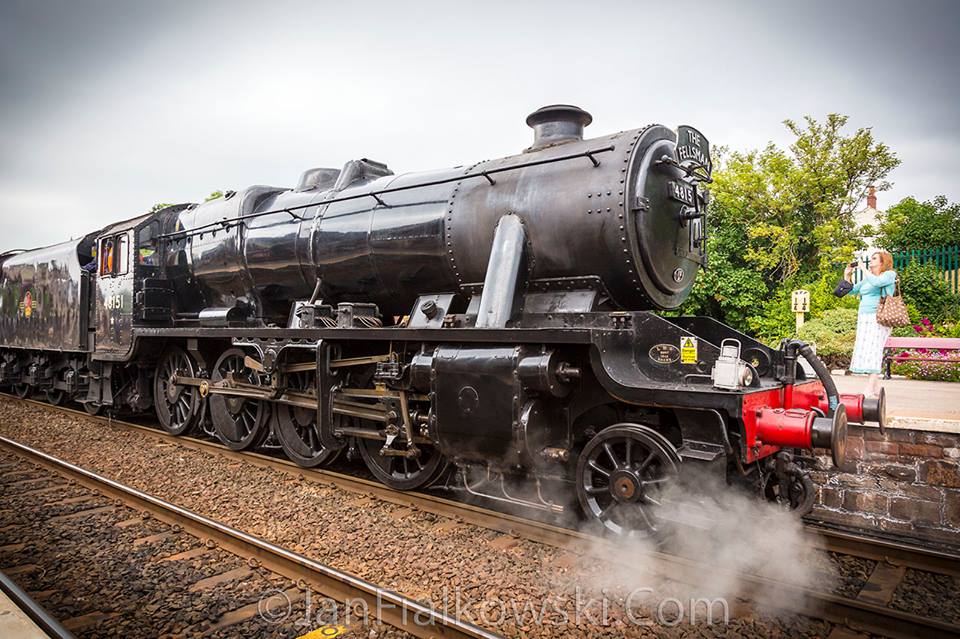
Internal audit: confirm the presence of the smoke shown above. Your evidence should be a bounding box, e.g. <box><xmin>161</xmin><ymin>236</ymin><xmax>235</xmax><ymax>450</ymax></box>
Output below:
<box><xmin>572</xmin><ymin>466</ymin><xmax>836</xmax><ymax>625</ymax></box>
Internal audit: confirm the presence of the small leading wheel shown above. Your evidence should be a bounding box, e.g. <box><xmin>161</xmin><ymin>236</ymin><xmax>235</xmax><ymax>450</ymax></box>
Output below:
<box><xmin>13</xmin><ymin>383</ymin><xmax>31</xmax><ymax>399</ymax></box>
<box><xmin>358</xmin><ymin>436</ymin><xmax>447</xmax><ymax>491</ymax></box>
<box><xmin>154</xmin><ymin>346</ymin><xmax>203</xmax><ymax>436</ymax></box>
<box><xmin>274</xmin><ymin>370</ymin><xmax>340</xmax><ymax>468</ymax></box>
<box><xmin>82</xmin><ymin>401</ymin><xmax>102</xmax><ymax>416</ymax></box>
<box><xmin>764</xmin><ymin>470</ymin><xmax>815</xmax><ymax>515</ymax></box>
<box><xmin>209</xmin><ymin>348</ymin><xmax>270</xmax><ymax>451</ymax></box>
<box><xmin>45</xmin><ymin>389</ymin><xmax>65</xmax><ymax>405</ymax></box>
<box><xmin>576</xmin><ymin>423</ymin><xmax>681</xmax><ymax>537</ymax></box>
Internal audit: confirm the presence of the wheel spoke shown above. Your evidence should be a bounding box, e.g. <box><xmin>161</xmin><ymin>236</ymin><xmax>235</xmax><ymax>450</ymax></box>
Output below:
<box><xmin>638</xmin><ymin>450</ymin><xmax>656</xmax><ymax>471</ymax></box>
<box><xmin>587</xmin><ymin>460</ymin><xmax>610</xmax><ymax>478</ymax></box>
<box><xmin>597</xmin><ymin>502</ymin><xmax>617</xmax><ymax>521</ymax></box>
<box><xmin>603</xmin><ymin>443</ymin><xmax>620</xmax><ymax>469</ymax></box>
<box><xmin>643</xmin><ymin>477</ymin><xmax>670</xmax><ymax>486</ymax></box>
<box><xmin>637</xmin><ymin>504</ymin><xmax>657</xmax><ymax>531</ymax></box>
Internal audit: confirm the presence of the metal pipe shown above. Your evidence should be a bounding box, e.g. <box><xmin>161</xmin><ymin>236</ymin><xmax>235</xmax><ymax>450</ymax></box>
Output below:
<box><xmin>475</xmin><ymin>214</ymin><xmax>527</xmax><ymax>329</ymax></box>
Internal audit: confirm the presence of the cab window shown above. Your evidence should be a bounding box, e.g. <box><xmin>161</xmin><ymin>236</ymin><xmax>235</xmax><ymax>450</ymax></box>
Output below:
<box><xmin>137</xmin><ymin>222</ymin><xmax>159</xmax><ymax>267</ymax></box>
<box><xmin>100</xmin><ymin>238</ymin><xmax>115</xmax><ymax>274</ymax></box>
<box><xmin>116</xmin><ymin>234</ymin><xmax>129</xmax><ymax>275</ymax></box>
<box><xmin>99</xmin><ymin>233</ymin><xmax>130</xmax><ymax>277</ymax></box>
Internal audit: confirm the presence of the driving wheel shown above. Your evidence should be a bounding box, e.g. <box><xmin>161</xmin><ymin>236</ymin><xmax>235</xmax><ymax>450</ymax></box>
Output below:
<box><xmin>358</xmin><ymin>436</ymin><xmax>447</xmax><ymax>490</ymax></box>
<box><xmin>154</xmin><ymin>346</ymin><xmax>203</xmax><ymax>436</ymax></box>
<box><xmin>274</xmin><ymin>369</ymin><xmax>341</xmax><ymax>467</ymax></box>
<box><xmin>209</xmin><ymin>348</ymin><xmax>270</xmax><ymax>451</ymax></box>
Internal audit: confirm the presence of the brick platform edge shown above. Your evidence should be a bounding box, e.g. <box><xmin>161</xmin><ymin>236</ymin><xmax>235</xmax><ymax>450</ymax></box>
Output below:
<box><xmin>808</xmin><ymin>425</ymin><xmax>960</xmax><ymax>546</ymax></box>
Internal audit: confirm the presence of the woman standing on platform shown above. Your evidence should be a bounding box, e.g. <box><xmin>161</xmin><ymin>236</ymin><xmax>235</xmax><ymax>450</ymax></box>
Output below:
<box><xmin>844</xmin><ymin>250</ymin><xmax>897</xmax><ymax>397</ymax></box>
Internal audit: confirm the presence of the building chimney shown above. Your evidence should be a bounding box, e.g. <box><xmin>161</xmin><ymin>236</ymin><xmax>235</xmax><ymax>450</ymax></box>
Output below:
<box><xmin>867</xmin><ymin>185</ymin><xmax>877</xmax><ymax>209</ymax></box>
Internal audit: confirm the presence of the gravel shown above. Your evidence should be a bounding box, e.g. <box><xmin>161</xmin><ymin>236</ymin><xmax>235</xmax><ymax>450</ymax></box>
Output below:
<box><xmin>0</xmin><ymin>397</ymin><xmax>894</xmax><ymax>637</ymax></box>
<box><xmin>889</xmin><ymin>568</ymin><xmax>960</xmax><ymax>624</ymax></box>
<box><xmin>0</xmin><ymin>448</ymin><xmax>411</xmax><ymax>638</ymax></box>
<box><xmin>822</xmin><ymin>553</ymin><xmax>876</xmax><ymax>598</ymax></box>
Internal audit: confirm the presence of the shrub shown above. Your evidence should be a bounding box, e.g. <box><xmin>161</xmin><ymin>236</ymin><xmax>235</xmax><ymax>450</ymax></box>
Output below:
<box><xmin>897</xmin><ymin>261</ymin><xmax>960</xmax><ymax>322</ymax></box>
<box><xmin>797</xmin><ymin>308</ymin><xmax>859</xmax><ymax>369</ymax></box>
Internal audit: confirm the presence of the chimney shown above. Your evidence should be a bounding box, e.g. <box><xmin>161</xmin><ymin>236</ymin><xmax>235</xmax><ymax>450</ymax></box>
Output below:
<box><xmin>525</xmin><ymin>104</ymin><xmax>592</xmax><ymax>152</ymax></box>
<box><xmin>867</xmin><ymin>185</ymin><xmax>877</xmax><ymax>209</ymax></box>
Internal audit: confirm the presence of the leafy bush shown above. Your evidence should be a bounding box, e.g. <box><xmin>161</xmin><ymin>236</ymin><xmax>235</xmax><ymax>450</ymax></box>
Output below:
<box><xmin>898</xmin><ymin>261</ymin><xmax>960</xmax><ymax>322</ymax></box>
<box><xmin>796</xmin><ymin>308</ymin><xmax>858</xmax><ymax>369</ymax></box>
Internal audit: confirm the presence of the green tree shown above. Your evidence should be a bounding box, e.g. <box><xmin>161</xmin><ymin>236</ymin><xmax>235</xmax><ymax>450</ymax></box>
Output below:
<box><xmin>682</xmin><ymin>114</ymin><xmax>900</xmax><ymax>340</ymax></box>
<box><xmin>877</xmin><ymin>196</ymin><xmax>960</xmax><ymax>252</ymax></box>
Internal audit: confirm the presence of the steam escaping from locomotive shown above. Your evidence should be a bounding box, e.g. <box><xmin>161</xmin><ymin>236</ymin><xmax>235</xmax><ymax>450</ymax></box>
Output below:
<box><xmin>576</xmin><ymin>469</ymin><xmax>832</xmax><ymax>621</ymax></box>
<box><xmin>0</xmin><ymin>105</ymin><xmax>883</xmax><ymax>539</ymax></box>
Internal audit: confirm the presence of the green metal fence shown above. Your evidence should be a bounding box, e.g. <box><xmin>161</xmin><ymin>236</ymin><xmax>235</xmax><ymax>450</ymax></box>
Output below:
<box><xmin>857</xmin><ymin>245</ymin><xmax>960</xmax><ymax>293</ymax></box>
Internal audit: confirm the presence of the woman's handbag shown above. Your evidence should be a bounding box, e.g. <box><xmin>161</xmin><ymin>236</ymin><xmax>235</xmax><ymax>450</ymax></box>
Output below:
<box><xmin>876</xmin><ymin>277</ymin><xmax>910</xmax><ymax>327</ymax></box>
<box><xmin>834</xmin><ymin>279</ymin><xmax>853</xmax><ymax>297</ymax></box>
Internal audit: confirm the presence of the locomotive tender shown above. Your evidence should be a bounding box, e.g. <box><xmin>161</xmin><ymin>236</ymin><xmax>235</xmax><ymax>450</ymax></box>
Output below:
<box><xmin>0</xmin><ymin>106</ymin><xmax>884</xmax><ymax>535</ymax></box>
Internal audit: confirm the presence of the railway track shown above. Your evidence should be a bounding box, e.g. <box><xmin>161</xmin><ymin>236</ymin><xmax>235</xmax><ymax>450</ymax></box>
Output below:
<box><xmin>0</xmin><ymin>432</ymin><xmax>501</xmax><ymax>639</ymax></box>
<box><xmin>3</xmin><ymin>394</ymin><xmax>960</xmax><ymax>638</ymax></box>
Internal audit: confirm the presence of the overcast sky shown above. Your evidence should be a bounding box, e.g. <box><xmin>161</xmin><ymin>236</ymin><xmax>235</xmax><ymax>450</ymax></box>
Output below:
<box><xmin>1</xmin><ymin>0</ymin><xmax>958</xmax><ymax>250</ymax></box>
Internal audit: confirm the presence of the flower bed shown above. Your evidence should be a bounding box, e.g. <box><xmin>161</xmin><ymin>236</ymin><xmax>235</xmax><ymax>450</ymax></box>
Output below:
<box><xmin>889</xmin><ymin>319</ymin><xmax>960</xmax><ymax>382</ymax></box>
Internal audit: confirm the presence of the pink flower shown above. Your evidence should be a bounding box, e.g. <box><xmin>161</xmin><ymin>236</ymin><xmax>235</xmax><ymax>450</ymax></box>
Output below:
<box><xmin>913</xmin><ymin>325</ymin><xmax>923</xmax><ymax>332</ymax></box>
<box><xmin>922</xmin><ymin>317</ymin><xmax>932</xmax><ymax>326</ymax></box>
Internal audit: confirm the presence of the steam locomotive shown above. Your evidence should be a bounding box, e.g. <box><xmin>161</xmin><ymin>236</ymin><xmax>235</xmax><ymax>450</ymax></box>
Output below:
<box><xmin>0</xmin><ymin>106</ymin><xmax>884</xmax><ymax>536</ymax></box>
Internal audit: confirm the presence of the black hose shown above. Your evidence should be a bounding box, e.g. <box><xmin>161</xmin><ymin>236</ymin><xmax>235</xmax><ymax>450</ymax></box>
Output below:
<box><xmin>787</xmin><ymin>339</ymin><xmax>840</xmax><ymax>416</ymax></box>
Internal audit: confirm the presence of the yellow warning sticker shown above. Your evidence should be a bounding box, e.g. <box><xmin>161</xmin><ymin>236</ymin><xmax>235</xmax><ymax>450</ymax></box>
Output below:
<box><xmin>680</xmin><ymin>336</ymin><xmax>698</xmax><ymax>364</ymax></box>
<box><xmin>298</xmin><ymin>625</ymin><xmax>348</xmax><ymax>639</ymax></box>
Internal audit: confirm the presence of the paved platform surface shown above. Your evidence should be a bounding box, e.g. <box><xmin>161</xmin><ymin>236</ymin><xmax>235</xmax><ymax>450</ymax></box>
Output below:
<box><xmin>0</xmin><ymin>587</ymin><xmax>47</xmax><ymax>639</ymax></box>
<box><xmin>833</xmin><ymin>374</ymin><xmax>960</xmax><ymax>432</ymax></box>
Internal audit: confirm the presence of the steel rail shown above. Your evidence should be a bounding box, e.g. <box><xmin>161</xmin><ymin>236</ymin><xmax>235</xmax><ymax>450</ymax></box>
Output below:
<box><xmin>806</xmin><ymin>523</ymin><xmax>960</xmax><ymax>578</ymax></box>
<box><xmin>0</xmin><ymin>435</ymin><xmax>502</xmax><ymax>639</ymax></box>
<box><xmin>5</xmin><ymin>395</ymin><xmax>960</xmax><ymax>638</ymax></box>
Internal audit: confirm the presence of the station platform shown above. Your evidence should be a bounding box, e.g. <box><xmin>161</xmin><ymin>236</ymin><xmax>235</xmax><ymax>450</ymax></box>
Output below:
<box><xmin>832</xmin><ymin>374</ymin><xmax>960</xmax><ymax>432</ymax></box>
<box><xmin>0</xmin><ymin>590</ymin><xmax>50</xmax><ymax>639</ymax></box>
<box><xmin>0</xmin><ymin>571</ymin><xmax>72</xmax><ymax>639</ymax></box>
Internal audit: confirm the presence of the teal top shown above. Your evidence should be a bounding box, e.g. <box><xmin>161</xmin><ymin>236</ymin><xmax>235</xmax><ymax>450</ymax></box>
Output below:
<box><xmin>850</xmin><ymin>270</ymin><xmax>896</xmax><ymax>315</ymax></box>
